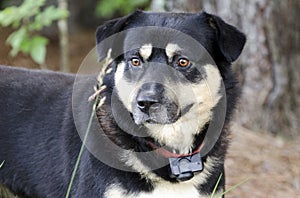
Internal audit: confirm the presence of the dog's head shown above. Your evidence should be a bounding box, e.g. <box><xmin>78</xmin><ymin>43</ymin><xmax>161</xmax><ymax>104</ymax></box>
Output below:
<box><xmin>96</xmin><ymin>10</ymin><xmax>245</xmax><ymax>162</ymax></box>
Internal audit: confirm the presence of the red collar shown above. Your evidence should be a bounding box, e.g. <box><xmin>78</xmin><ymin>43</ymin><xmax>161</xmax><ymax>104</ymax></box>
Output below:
<box><xmin>147</xmin><ymin>141</ymin><xmax>204</xmax><ymax>158</ymax></box>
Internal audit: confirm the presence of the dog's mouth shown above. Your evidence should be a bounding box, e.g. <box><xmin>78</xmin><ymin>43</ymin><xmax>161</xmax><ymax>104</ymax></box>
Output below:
<box><xmin>131</xmin><ymin>102</ymin><xmax>199</xmax><ymax>157</ymax></box>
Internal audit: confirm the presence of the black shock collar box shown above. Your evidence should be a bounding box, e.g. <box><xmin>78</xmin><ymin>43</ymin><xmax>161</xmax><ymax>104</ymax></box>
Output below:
<box><xmin>169</xmin><ymin>152</ymin><xmax>203</xmax><ymax>181</ymax></box>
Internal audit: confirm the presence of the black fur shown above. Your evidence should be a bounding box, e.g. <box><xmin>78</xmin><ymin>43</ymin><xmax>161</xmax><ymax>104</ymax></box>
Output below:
<box><xmin>0</xmin><ymin>11</ymin><xmax>245</xmax><ymax>197</ymax></box>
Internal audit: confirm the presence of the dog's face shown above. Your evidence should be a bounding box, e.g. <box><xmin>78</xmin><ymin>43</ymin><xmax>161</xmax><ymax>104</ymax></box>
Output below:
<box><xmin>114</xmin><ymin>43</ymin><xmax>223</xmax><ymax>154</ymax></box>
<box><xmin>96</xmin><ymin>11</ymin><xmax>245</xmax><ymax>156</ymax></box>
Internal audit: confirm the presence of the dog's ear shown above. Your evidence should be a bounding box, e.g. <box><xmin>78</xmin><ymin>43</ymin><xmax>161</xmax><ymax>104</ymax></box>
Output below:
<box><xmin>204</xmin><ymin>12</ymin><xmax>246</xmax><ymax>62</ymax></box>
<box><xmin>96</xmin><ymin>10</ymin><xmax>142</xmax><ymax>61</ymax></box>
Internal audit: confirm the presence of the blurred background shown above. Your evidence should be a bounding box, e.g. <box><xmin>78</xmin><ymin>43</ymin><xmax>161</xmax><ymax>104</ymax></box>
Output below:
<box><xmin>0</xmin><ymin>0</ymin><xmax>299</xmax><ymax>197</ymax></box>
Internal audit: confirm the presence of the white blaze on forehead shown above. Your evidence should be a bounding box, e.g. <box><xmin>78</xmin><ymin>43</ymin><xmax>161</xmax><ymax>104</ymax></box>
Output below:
<box><xmin>139</xmin><ymin>43</ymin><xmax>153</xmax><ymax>61</ymax></box>
<box><xmin>165</xmin><ymin>43</ymin><xmax>182</xmax><ymax>60</ymax></box>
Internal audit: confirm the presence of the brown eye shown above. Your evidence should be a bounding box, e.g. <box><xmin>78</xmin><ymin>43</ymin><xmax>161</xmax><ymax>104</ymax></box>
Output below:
<box><xmin>131</xmin><ymin>58</ymin><xmax>141</xmax><ymax>67</ymax></box>
<box><xmin>177</xmin><ymin>58</ymin><xmax>190</xmax><ymax>67</ymax></box>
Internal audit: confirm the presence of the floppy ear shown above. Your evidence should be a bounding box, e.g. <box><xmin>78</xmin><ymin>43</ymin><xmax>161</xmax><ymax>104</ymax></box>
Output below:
<box><xmin>205</xmin><ymin>12</ymin><xmax>246</xmax><ymax>62</ymax></box>
<box><xmin>96</xmin><ymin>10</ymin><xmax>142</xmax><ymax>61</ymax></box>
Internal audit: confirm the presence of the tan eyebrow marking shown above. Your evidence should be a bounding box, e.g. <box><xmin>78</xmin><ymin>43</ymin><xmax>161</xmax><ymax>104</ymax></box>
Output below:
<box><xmin>165</xmin><ymin>43</ymin><xmax>182</xmax><ymax>61</ymax></box>
<box><xmin>139</xmin><ymin>44</ymin><xmax>153</xmax><ymax>61</ymax></box>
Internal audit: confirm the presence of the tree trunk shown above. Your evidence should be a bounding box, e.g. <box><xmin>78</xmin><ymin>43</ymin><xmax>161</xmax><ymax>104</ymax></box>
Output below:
<box><xmin>152</xmin><ymin>0</ymin><xmax>201</xmax><ymax>12</ymax></box>
<box><xmin>152</xmin><ymin>0</ymin><xmax>300</xmax><ymax>136</ymax></box>
<box><xmin>58</xmin><ymin>0</ymin><xmax>70</xmax><ymax>72</ymax></box>
<box><xmin>203</xmin><ymin>0</ymin><xmax>300</xmax><ymax>136</ymax></box>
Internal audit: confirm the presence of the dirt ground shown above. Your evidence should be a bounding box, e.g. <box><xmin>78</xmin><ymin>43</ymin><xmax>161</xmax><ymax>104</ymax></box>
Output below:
<box><xmin>0</xmin><ymin>28</ymin><xmax>300</xmax><ymax>197</ymax></box>
<box><xmin>225</xmin><ymin>124</ymin><xmax>300</xmax><ymax>197</ymax></box>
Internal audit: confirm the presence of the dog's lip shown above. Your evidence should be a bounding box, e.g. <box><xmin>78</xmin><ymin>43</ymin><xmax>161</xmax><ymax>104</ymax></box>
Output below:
<box><xmin>145</xmin><ymin>137</ymin><xmax>175</xmax><ymax>153</ymax></box>
<box><xmin>145</xmin><ymin>137</ymin><xmax>204</xmax><ymax>158</ymax></box>
<box><xmin>180</xmin><ymin>104</ymin><xmax>193</xmax><ymax>117</ymax></box>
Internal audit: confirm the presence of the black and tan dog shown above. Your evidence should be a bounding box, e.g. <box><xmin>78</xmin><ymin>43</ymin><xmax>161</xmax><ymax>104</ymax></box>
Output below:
<box><xmin>0</xmin><ymin>11</ymin><xmax>245</xmax><ymax>197</ymax></box>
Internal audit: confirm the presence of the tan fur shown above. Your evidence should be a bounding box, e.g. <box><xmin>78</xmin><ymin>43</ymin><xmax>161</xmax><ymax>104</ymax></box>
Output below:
<box><xmin>139</xmin><ymin>44</ymin><xmax>153</xmax><ymax>61</ymax></box>
<box><xmin>114</xmin><ymin>62</ymin><xmax>136</xmax><ymax>112</ymax></box>
<box><xmin>165</xmin><ymin>43</ymin><xmax>182</xmax><ymax>62</ymax></box>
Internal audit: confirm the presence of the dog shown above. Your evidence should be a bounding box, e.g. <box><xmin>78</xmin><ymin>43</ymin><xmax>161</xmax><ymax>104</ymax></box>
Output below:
<box><xmin>0</xmin><ymin>10</ymin><xmax>245</xmax><ymax>197</ymax></box>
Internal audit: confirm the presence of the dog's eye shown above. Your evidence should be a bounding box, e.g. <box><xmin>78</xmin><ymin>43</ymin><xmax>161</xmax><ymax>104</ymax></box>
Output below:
<box><xmin>131</xmin><ymin>58</ymin><xmax>141</xmax><ymax>67</ymax></box>
<box><xmin>177</xmin><ymin>58</ymin><xmax>190</xmax><ymax>67</ymax></box>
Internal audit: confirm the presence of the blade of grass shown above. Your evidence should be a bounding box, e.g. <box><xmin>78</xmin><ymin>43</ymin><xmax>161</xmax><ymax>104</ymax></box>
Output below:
<box><xmin>0</xmin><ymin>160</ymin><xmax>4</xmax><ymax>168</ymax></box>
<box><xmin>210</xmin><ymin>173</ymin><xmax>223</xmax><ymax>198</ymax></box>
<box><xmin>210</xmin><ymin>173</ymin><xmax>251</xmax><ymax>198</ymax></box>
<box><xmin>218</xmin><ymin>177</ymin><xmax>252</xmax><ymax>197</ymax></box>
<box><xmin>65</xmin><ymin>96</ymin><xmax>99</xmax><ymax>198</ymax></box>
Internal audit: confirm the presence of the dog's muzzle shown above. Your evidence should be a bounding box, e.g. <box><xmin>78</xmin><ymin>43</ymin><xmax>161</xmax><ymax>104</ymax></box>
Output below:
<box><xmin>132</xmin><ymin>82</ymin><xmax>180</xmax><ymax>125</ymax></box>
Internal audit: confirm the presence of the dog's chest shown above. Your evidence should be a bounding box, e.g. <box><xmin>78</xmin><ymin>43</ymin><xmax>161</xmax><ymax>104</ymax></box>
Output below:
<box><xmin>104</xmin><ymin>182</ymin><xmax>211</xmax><ymax>198</ymax></box>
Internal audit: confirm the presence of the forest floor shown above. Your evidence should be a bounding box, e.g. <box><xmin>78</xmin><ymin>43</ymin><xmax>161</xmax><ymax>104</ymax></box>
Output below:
<box><xmin>1</xmin><ymin>28</ymin><xmax>300</xmax><ymax>198</ymax></box>
<box><xmin>225</xmin><ymin>124</ymin><xmax>300</xmax><ymax>198</ymax></box>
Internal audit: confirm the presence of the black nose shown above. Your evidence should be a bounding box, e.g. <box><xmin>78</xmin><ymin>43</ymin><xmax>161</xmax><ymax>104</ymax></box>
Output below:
<box><xmin>137</xmin><ymin>99</ymin><xmax>159</xmax><ymax>114</ymax></box>
<box><xmin>136</xmin><ymin>83</ymin><xmax>164</xmax><ymax>114</ymax></box>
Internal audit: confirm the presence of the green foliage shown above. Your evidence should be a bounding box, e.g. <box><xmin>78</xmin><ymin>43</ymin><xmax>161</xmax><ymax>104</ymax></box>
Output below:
<box><xmin>0</xmin><ymin>0</ymin><xmax>69</xmax><ymax>65</ymax></box>
<box><xmin>95</xmin><ymin>0</ymin><xmax>150</xmax><ymax>18</ymax></box>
